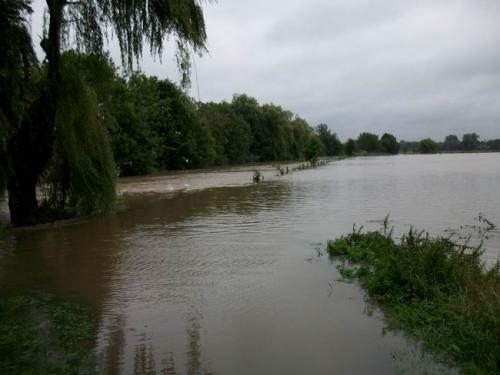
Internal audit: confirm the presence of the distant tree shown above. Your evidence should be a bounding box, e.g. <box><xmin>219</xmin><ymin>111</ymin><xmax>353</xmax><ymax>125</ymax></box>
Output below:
<box><xmin>344</xmin><ymin>139</ymin><xmax>357</xmax><ymax>156</ymax></box>
<box><xmin>443</xmin><ymin>135</ymin><xmax>460</xmax><ymax>151</ymax></box>
<box><xmin>418</xmin><ymin>138</ymin><xmax>438</xmax><ymax>154</ymax></box>
<box><xmin>357</xmin><ymin>132</ymin><xmax>380</xmax><ymax>153</ymax></box>
<box><xmin>259</xmin><ymin>104</ymin><xmax>288</xmax><ymax>160</ymax></box>
<box><xmin>485</xmin><ymin>139</ymin><xmax>500</xmax><ymax>151</ymax></box>
<box><xmin>380</xmin><ymin>133</ymin><xmax>400</xmax><ymax>154</ymax></box>
<box><xmin>462</xmin><ymin>133</ymin><xmax>480</xmax><ymax>151</ymax></box>
<box><xmin>304</xmin><ymin>136</ymin><xmax>324</xmax><ymax>162</ymax></box>
<box><xmin>111</xmin><ymin>73</ymin><xmax>160</xmax><ymax>176</ymax></box>
<box><xmin>316</xmin><ymin>124</ymin><xmax>343</xmax><ymax>156</ymax></box>
<box><xmin>399</xmin><ymin>140</ymin><xmax>419</xmax><ymax>154</ymax></box>
<box><xmin>290</xmin><ymin>117</ymin><xmax>314</xmax><ymax>160</ymax></box>
<box><xmin>156</xmin><ymin>79</ymin><xmax>214</xmax><ymax>170</ymax></box>
<box><xmin>230</xmin><ymin>94</ymin><xmax>267</xmax><ymax>161</ymax></box>
<box><xmin>198</xmin><ymin>102</ymin><xmax>251</xmax><ymax>165</ymax></box>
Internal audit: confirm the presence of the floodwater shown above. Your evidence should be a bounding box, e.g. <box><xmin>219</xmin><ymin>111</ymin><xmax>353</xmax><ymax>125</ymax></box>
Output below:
<box><xmin>1</xmin><ymin>153</ymin><xmax>499</xmax><ymax>374</ymax></box>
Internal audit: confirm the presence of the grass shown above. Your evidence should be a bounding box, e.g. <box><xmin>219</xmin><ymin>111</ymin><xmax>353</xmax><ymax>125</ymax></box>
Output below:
<box><xmin>327</xmin><ymin>221</ymin><xmax>500</xmax><ymax>374</ymax></box>
<box><xmin>0</xmin><ymin>293</ymin><xmax>97</xmax><ymax>374</ymax></box>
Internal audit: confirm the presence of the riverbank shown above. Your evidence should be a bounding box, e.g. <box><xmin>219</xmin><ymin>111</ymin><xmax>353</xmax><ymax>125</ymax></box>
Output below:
<box><xmin>327</xmin><ymin>221</ymin><xmax>500</xmax><ymax>374</ymax></box>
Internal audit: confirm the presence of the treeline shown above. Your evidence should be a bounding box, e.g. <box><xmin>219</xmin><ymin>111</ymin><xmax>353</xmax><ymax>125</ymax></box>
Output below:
<box><xmin>105</xmin><ymin>68</ymin><xmax>332</xmax><ymax>175</ymax></box>
<box><xmin>342</xmin><ymin>132</ymin><xmax>500</xmax><ymax>156</ymax></box>
<box><xmin>343</xmin><ymin>132</ymin><xmax>401</xmax><ymax>156</ymax></box>
<box><xmin>52</xmin><ymin>53</ymin><xmax>346</xmax><ymax>178</ymax></box>
<box><xmin>1</xmin><ymin>50</ymin><xmax>344</xmax><ymax>223</ymax></box>
<box><xmin>400</xmin><ymin>133</ymin><xmax>500</xmax><ymax>154</ymax></box>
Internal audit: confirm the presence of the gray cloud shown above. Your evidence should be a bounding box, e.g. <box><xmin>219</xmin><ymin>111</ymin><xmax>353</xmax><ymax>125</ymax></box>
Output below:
<box><xmin>30</xmin><ymin>0</ymin><xmax>500</xmax><ymax>141</ymax></box>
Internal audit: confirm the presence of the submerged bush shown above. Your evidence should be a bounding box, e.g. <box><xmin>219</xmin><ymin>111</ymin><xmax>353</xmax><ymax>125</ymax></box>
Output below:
<box><xmin>328</xmin><ymin>224</ymin><xmax>500</xmax><ymax>374</ymax></box>
<box><xmin>0</xmin><ymin>294</ymin><xmax>97</xmax><ymax>374</ymax></box>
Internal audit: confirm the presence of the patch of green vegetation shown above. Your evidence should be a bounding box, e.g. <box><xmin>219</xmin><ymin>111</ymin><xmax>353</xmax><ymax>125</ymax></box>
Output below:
<box><xmin>0</xmin><ymin>293</ymin><xmax>97</xmax><ymax>374</ymax></box>
<box><xmin>327</xmin><ymin>223</ymin><xmax>500</xmax><ymax>374</ymax></box>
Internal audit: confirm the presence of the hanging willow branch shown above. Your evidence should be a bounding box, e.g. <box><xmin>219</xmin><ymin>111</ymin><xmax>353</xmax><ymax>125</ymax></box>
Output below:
<box><xmin>58</xmin><ymin>0</ymin><xmax>209</xmax><ymax>87</ymax></box>
<box><xmin>42</xmin><ymin>53</ymin><xmax>117</xmax><ymax>216</ymax></box>
<box><xmin>0</xmin><ymin>0</ymin><xmax>38</xmax><ymax>194</ymax></box>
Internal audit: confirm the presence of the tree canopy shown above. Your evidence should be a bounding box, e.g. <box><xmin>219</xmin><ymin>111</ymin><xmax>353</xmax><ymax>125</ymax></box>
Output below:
<box><xmin>316</xmin><ymin>124</ymin><xmax>343</xmax><ymax>156</ymax></box>
<box><xmin>380</xmin><ymin>133</ymin><xmax>400</xmax><ymax>154</ymax></box>
<box><xmin>357</xmin><ymin>132</ymin><xmax>381</xmax><ymax>153</ymax></box>
<box><xmin>418</xmin><ymin>138</ymin><xmax>438</xmax><ymax>154</ymax></box>
<box><xmin>1</xmin><ymin>0</ymin><xmax>210</xmax><ymax>225</ymax></box>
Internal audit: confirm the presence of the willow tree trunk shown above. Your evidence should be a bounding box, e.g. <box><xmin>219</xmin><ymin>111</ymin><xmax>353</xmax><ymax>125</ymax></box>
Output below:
<box><xmin>7</xmin><ymin>0</ymin><xmax>62</xmax><ymax>226</ymax></box>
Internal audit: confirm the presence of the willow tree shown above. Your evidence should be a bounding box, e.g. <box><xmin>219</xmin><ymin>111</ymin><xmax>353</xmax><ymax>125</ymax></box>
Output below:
<box><xmin>0</xmin><ymin>0</ymin><xmax>38</xmax><ymax>215</ymax></box>
<box><xmin>3</xmin><ymin>0</ymin><xmax>208</xmax><ymax>225</ymax></box>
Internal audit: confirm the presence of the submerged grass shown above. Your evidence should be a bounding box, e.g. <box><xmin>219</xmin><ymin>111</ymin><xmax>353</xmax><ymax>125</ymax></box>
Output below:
<box><xmin>327</xmin><ymin>222</ymin><xmax>500</xmax><ymax>374</ymax></box>
<box><xmin>0</xmin><ymin>293</ymin><xmax>97</xmax><ymax>374</ymax></box>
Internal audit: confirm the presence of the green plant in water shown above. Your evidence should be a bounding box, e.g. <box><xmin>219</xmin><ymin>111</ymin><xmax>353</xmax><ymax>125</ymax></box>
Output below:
<box><xmin>0</xmin><ymin>293</ymin><xmax>97</xmax><ymax>374</ymax></box>
<box><xmin>327</xmin><ymin>220</ymin><xmax>500</xmax><ymax>374</ymax></box>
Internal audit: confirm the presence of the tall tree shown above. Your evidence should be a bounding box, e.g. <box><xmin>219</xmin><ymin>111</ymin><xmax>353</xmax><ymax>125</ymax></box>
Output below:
<box><xmin>316</xmin><ymin>124</ymin><xmax>343</xmax><ymax>156</ymax></box>
<box><xmin>231</xmin><ymin>94</ymin><xmax>267</xmax><ymax>161</ymax></box>
<box><xmin>380</xmin><ymin>133</ymin><xmax>400</xmax><ymax>154</ymax></box>
<box><xmin>3</xmin><ymin>0</ymin><xmax>208</xmax><ymax>225</ymax></box>
<box><xmin>443</xmin><ymin>134</ymin><xmax>460</xmax><ymax>151</ymax></box>
<box><xmin>462</xmin><ymin>133</ymin><xmax>480</xmax><ymax>151</ymax></box>
<box><xmin>357</xmin><ymin>132</ymin><xmax>380</xmax><ymax>153</ymax></box>
<box><xmin>344</xmin><ymin>139</ymin><xmax>357</xmax><ymax>156</ymax></box>
<box><xmin>418</xmin><ymin>138</ymin><xmax>438</xmax><ymax>154</ymax></box>
<box><xmin>1</xmin><ymin>0</ymin><xmax>39</xmax><ymax>224</ymax></box>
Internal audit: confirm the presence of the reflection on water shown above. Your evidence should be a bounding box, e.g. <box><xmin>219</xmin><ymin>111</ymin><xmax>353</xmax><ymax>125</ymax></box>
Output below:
<box><xmin>1</xmin><ymin>153</ymin><xmax>499</xmax><ymax>374</ymax></box>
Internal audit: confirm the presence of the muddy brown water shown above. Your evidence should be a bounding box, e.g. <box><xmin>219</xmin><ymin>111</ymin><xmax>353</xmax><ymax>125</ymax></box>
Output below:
<box><xmin>1</xmin><ymin>154</ymin><xmax>499</xmax><ymax>374</ymax></box>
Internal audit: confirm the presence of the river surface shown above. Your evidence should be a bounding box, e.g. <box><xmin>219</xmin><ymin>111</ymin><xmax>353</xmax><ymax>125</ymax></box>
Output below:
<box><xmin>1</xmin><ymin>153</ymin><xmax>499</xmax><ymax>374</ymax></box>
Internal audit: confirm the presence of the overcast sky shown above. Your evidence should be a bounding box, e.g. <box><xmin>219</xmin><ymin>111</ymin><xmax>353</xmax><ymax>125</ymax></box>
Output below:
<box><xmin>31</xmin><ymin>0</ymin><xmax>500</xmax><ymax>141</ymax></box>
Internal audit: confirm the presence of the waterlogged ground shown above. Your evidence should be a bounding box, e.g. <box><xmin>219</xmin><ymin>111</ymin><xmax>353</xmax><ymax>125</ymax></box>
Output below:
<box><xmin>1</xmin><ymin>153</ymin><xmax>499</xmax><ymax>374</ymax></box>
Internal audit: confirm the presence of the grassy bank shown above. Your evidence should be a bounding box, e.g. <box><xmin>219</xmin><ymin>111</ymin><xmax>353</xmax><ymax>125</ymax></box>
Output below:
<box><xmin>0</xmin><ymin>293</ymin><xmax>97</xmax><ymax>374</ymax></box>
<box><xmin>327</xmin><ymin>223</ymin><xmax>499</xmax><ymax>374</ymax></box>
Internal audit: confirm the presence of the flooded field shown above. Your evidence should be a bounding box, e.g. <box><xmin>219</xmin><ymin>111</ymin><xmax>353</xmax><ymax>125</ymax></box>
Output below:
<box><xmin>1</xmin><ymin>153</ymin><xmax>499</xmax><ymax>374</ymax></box>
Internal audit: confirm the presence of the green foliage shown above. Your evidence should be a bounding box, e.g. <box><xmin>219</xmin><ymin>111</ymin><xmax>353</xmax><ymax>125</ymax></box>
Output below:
<box><xmin>418</xmin><ymin>138</ymin><xmax>438</xmax><ymax>154</ymax></box>
<box><xmin>305</xmin><ymin>135</ymin><xmax>324</xmax><ymax>162</ymax></box>
<box><xmin>2</xmin><ymin>0</ymin><xmax>210</xmax><ymax>226</ymax></box>
<box><xmin>260</xmin><ymin>104</ymin><xmax>294</xmax><ymax>161</ymax></box>
<box><xmin>0</xmin><ymin>0</ymin><xmax>38</xmax><ymax>194</ymax></box>
<box><xmin>485</xmin><ymin>139</ymin><xmax>500</xmax><ymax>151</ymax></box>
<box><xmin>60</xmin><ymin>0</ymin><xmax>208</xmax><ymax>88</ymax></box>
<box><xmin>155</xmin><ymin>78</ymin><xmax>213</xmax><ymax>169</ymax></box>
<box><xmin>443</xmin><ymin>134</ymin><xmax>461</xmax><ymax>151</ymax></box>
<box><xmin>316</xmin><ymin>123</ymin><xmax>343</xmax><ymax>156</ymax></box>
<box><xmin>290</xmin><ymin>117</ymin><xmax>313</xmax><ymax>160</ymax></box>
<box><xmin>344</xmin><ymin>138</ymin><xmax>357</xmax><ymax>156</ymax></box>
<box><xmin>328</xmin><ymin>226</ymin><xmax>500</xmax><ymax>374</ymax></box>
<box><xmin>230</xmin><ymin>94</ymin><xmax>267</xmax><ymax>160</ymax></box>
<box><xmin>96</xmin><ymin>71</ymin><xmax>328</xmax><ymax>176</ymax></box>
<box><xmin>109</xmin><ymin>77</ymin><xmax>159</xmax><ymax>176</ymax></box>
<box><xmin>380</xmin><ymin>133</ymin><xmax>400</xmax><ymax>154</ymax></box>
<box><xmin>357</xmin><ymin>132</ymin><xmax>381</xmax><ymax>153</ymax></box>
<box><xmin>399</xmin><ymin>140</ymin><xmax>419</xmax><ymax>154</ymax></box>
<box><xmin>462</xmin><ymin>133</ymin><xmax>480</xmax><ymax>151</ymax></box>
<box><xmin>198</xmin><ymin>102</ymin><xmax>250</xmax><ymax>165</ymax></box>
<box><xmin>42</xmin><ymin>52</ymin><xmax>117</xmax><ymax>216</ymax></box>
<box><xmin>0</xmin><ymin>294</ymin><xmax>97</xmax><ymax>374</ymax></box>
